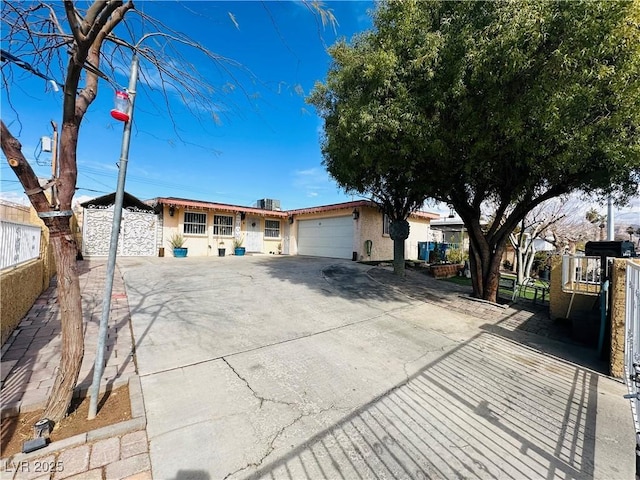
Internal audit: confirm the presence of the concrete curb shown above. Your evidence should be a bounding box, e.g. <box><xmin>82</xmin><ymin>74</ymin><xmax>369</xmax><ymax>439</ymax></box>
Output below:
<box><xmin>1</xmin><ymin>375</ymin><xmax>146</xmax><ymax>466</ymax></box>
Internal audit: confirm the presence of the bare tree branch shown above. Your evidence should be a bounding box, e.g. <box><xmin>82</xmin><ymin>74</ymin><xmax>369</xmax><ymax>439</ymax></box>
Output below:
<box><xmin>63</xmin><ymin>1</ymin><xmax>84</xmax><ymax>45</ymax></box>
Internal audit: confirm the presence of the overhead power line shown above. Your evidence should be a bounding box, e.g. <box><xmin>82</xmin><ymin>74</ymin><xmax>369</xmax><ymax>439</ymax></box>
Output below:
<box><xmin>1</xmin><ymin>49</ymin><xmax>64</xmax><ymax>91</ymax></box>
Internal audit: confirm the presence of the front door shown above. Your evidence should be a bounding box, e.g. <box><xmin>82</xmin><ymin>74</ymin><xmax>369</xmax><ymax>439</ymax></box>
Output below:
<box><xmin>245</xmin><ymin>217</ymin><xmax>263</xmax><ymax>252</ymax></box>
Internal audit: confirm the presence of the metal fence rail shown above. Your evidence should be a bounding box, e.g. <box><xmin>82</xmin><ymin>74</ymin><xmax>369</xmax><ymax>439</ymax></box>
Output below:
<box><xmin>561</xmin><ymin>254</ymin><xmax>602</xmax><ymax>295</ymax></box>
<box><xmin>624</xmin><ymin>261</ymin><xmax>640</xmax><ymax>478</ymax></box>
<box><xmin>0</xmin><ymin>220</ymin><xmax>42</xmax><ymax>270</ymax></box>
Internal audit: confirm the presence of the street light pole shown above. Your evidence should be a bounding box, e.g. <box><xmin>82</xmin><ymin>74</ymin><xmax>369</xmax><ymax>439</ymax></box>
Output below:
<box><xmin>88</xmin><ymin>53</ymin><xmax>139</xmax><ymax>419</ymax></box>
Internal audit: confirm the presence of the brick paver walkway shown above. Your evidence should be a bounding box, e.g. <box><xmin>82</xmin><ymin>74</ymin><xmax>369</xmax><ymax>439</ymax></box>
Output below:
<box><xmin>1</xmin><ymin>260</ymin><xmax>150</xmax><ymax>480</ymax></box>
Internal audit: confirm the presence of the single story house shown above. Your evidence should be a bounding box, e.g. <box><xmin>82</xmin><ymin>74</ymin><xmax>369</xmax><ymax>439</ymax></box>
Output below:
<box><xmin>80</xmin><ymin>194</ymin><xmax>441</xmax><ymax>261</ymax></box>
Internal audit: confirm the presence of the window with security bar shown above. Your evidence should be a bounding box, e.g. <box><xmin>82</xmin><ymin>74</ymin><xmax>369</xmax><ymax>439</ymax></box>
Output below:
<box><xmin>383</xmin><ymin>214</ymin><xmax>390</xmax><ymax>236</ymax></box>
<box><xmin>184</xmin><ymin>211</ymin><xmax>207</xmax><ymax>235</ymax></box>
<box><xmin>265</xmin><ymin>219</ymin><xmax>280</xmax><ymax>238</ymax></box>
<box><xmin>213</xmin><ymin>215</ymin><xmax>234</xmax><ymax>236</ymax></box>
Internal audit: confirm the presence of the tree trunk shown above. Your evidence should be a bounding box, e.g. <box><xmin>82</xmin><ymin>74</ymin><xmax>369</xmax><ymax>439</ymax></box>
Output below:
<box><xmin>389</xmin><ymin>219</ymin><xmax>410</xmax><ymax>277</ymax></box>
<box><xmin>43</xmin><ymin>233</ymin><xmax>84</xmax><ymax>424</ymax></box>
<box><xmin>466</xmin><ymin>225</ymin><xmax>507</xmax><ymax>303</ymax></box>
<box><xmin>392</xmin><ymin>237</ymin><xmax>406</xmax><ymax>276</ymax></box>
<box><xmin>1</xmin><ymin>121</ymin><xmax>84</xmax><ymax>426</ymax></box>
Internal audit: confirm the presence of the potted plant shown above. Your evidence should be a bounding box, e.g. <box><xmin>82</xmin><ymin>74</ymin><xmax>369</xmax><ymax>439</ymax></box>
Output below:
<box><xmin>168</xmin><ymin>232</ymin><xmax>187</xmax><ymax>258</ymax></box>
<box><xmin>218</xmin><ymin>239</ymin><xmax>226</xmax><ymax>257</ymax></box>
<box><xmin>233</xmin><ymin>236</ymin><xmax>246</xmax><ymax>256</ymax></box>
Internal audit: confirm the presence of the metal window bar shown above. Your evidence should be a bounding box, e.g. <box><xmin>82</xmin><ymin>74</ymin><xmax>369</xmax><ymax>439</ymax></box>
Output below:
<box><xmin>0</xmin><ymin>220</ymin><xmax>41</xmax><ymax>270</ymax></box>
<box><xmin>184</xmin><ymin>212</ymin><xmax>207</xmax><ymax>235</ymax></box>
<box><xmin>213</xmin><ymin>215</ymin><xmax>233</xmax><ymax>236</ymax></box>
<box><xmin>264</xmin><ymin>220</ymin><xmax>280</xmax><ymax>238</ymax></box>
<box><xmin>561</xmin><ymin>255</ymin><xmax>602</xmax><ymax>296</ymax></box>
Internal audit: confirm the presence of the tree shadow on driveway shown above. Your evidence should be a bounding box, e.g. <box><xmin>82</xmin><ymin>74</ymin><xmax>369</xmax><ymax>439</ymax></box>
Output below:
<box><xmin>240</xmin><ymin>328</ymin><xmax>625</xmax><ymax>480</ymax></box>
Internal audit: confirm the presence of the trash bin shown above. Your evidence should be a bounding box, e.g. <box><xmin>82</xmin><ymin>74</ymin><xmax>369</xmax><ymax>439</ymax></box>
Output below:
<box><xmin>418</xmin><ymin>242</ymin><xmax>428</xmax><ymax>261</ymax></box>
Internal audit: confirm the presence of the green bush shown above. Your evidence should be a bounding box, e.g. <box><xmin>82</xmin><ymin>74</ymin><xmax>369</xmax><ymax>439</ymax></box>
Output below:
<box><xmin>447</xmin><ymin>247</ymin><xmax>467</xmax><ymax>264</ymax></box>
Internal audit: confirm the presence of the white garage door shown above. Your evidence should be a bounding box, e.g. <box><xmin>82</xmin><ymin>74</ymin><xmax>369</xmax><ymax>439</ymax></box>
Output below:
<box><xmin>297</xmin><ymin>216</ymin><xmax>353</xmax><ymax>259</ymax></box>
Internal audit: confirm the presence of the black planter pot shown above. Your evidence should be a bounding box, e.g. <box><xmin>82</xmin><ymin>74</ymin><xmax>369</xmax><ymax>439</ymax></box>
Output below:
<box><xmin>218</xmin><ymin>248</ymin><xmax>226</xmax><ymax>257</ymax></box>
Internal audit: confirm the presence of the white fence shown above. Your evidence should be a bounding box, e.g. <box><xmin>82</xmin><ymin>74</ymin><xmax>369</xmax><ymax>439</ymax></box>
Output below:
<box><xmin>0</xmin><ymin>220</ymin><xmax>42</xmax><ymax>270</ymax></box>
<box><xmin>561</xmin><ymin>255</ymin><xmax>602</xmax><ymax>296</ymax></box>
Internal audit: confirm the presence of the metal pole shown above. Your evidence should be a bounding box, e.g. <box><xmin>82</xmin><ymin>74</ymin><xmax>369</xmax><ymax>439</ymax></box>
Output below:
<box><xmin>608</xmin><ymin>196</ymin><xmax>615</xmax><ymax>241</ymax></box>
<box><xmin>88</xmin><ymin>54</ymin><xmax>139</xmax><ymax>419</ymax></box>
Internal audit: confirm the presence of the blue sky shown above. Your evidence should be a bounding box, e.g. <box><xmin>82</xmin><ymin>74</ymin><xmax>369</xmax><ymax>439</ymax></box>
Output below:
<box><xmin>1</xmin><ymin>1</ymin><xmax>637</xmax><ymax>223</ymax></box>
<box><xmin>1</xmin><ymin>1</ymin><xmax>376</xmax><ymax>210</ymax></box>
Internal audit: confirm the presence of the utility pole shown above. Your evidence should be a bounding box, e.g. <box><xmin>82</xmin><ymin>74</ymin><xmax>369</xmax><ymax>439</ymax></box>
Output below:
<box><xmin>87</xmin><ymin>54</ymin><xmax>139</xmax><ymax>420</ymax></box>
<box><xmin>607</xmin><ymin>196</ymin><xmax>615</xmax><ymax>241</ymax></box>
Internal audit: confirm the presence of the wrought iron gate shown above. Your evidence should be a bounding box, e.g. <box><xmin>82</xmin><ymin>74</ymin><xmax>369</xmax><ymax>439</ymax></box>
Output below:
<box><xmin>624</xmin><ymin>261</ymin><xmax>640</xmax><ymax>478</ymax></box>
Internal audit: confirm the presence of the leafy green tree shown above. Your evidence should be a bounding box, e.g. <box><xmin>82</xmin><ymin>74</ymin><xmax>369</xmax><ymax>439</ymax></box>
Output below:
<box><xmin>307</xmin><ymin>23</ymin><xmax>435</xmax><ymax>276</ymax></box>
<box><xmin>312</xmin><ymin>0</ymin><xmax>640</xmax><ymax>300</ymax></box>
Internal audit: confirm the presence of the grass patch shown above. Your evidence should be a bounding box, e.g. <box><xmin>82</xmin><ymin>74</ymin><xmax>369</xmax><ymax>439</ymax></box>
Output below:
<box><xmin>441</xmin><ymin>274</ymin><xmax>549</xmax><ymax>302</ymax></box>
<box><xmin>441</xmin><ymin>276</ymin><xmax>472</xmax><ymax>286</ymax></box>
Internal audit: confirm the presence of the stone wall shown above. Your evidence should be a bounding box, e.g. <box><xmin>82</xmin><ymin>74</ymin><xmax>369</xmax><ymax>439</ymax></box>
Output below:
<box><xmin>1</xmin><ymin>259</ymin><xmax>45</xmax><ymax>345</ymax></box>
<box><xmin>610</xmin><ymin>259</ymin><xmax>640</xmax><ymax>378</ymax></box>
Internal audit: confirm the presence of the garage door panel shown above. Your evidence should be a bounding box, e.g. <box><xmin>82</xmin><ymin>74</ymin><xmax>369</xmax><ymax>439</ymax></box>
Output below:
<box><xmin>298</xmin><ymin>217</ymin><xmax>353</xmax><ymax>259</ymax></box>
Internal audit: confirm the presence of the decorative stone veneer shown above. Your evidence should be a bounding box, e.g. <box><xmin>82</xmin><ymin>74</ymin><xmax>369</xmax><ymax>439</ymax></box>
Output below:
<box><xmin>610</xmin><ymin>259</ymin><xmax>640</xmax><ymax>378</ymax></box>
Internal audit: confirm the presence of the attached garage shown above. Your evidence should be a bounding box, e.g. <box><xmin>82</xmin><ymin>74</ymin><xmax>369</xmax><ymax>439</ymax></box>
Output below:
<box><xmin>297</xmin><ymin>216</ymin><xmax>353</xmax><ymax>259</ymax></box>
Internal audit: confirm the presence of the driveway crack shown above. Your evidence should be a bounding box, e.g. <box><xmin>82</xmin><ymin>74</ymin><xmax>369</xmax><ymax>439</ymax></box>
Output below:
<box><xmin>221</xmin><ymin>357</ymin><xmax>297</xmax><ymax>409</ymax></box>
<box><xmin>222</xmin><ymin>404</ymin><xmax>338</xmax><ymax>480</ymax></box>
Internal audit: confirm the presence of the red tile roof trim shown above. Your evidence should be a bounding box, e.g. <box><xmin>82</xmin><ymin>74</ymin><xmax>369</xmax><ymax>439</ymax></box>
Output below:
<box><xmin>154</xmin><ymin>197</ymin><xmax>288</xmax><ymax>217</ymax></box>
<box><xmin>153</xmin><ymin>197</ymin><xmax>439</xmax><ymax>219</ymax></box>
<box><xmin>288</xmin><ymin>200</ymin><xmax>439</xmax><ymax>219</ymax></box>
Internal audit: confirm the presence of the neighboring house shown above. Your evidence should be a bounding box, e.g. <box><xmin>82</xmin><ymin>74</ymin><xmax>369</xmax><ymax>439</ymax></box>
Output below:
<box><xmin>79</xmin><ymin>194</ymin><xmax>440</xmax><ymax>260</ymax></box>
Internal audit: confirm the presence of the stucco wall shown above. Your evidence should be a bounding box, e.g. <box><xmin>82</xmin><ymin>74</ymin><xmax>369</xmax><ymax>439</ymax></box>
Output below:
<box><xmin>161</xmin><ymin>205</ymin><xmax>285</xmax><ymax>257</ymax></box>
<box><xmin>356</xmin><ymin>207</ymin><xmax>432</xmax><ymax>262</ymax></box>
<box><xmin>357</xmin><ymin>207</ymin><xmax>392</xmax><ymax>261</ymax></box>
<box><xmin>1</xmin><ymin>259</ymin><xmax>45</xmax><ymax>345</ymax></box>
<box><xmin>610</xmin><ymin>259</ymin><xmax>640</xmax><ymax>378</ymax></box>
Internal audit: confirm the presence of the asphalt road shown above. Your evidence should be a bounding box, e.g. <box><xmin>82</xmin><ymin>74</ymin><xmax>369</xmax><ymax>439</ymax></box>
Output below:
<box><xmin>117</xmin><ymin>255</ymin><xmax>634</xmax><ymax>480</ymax></box>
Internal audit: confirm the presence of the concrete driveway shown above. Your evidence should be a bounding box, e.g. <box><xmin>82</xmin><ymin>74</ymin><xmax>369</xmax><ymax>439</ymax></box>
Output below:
<box><xmin>117</xmin><ymin>255</ymin><xmax>634</xmax><ymax>480</ymax></box>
